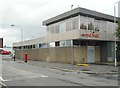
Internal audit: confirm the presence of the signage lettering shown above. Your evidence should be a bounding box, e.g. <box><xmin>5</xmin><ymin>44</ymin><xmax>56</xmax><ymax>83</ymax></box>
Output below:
<box><xmin>81</xmin><ymin>33</ymin><xmax>99</xmax><ymax>38</ymax></box>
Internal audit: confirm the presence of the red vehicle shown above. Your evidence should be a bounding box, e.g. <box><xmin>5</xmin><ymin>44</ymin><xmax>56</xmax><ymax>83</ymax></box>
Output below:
<box><xmin>1</xmin><ymin>50</ymin><xmax>10</xmax><ymax>55</ymax></box>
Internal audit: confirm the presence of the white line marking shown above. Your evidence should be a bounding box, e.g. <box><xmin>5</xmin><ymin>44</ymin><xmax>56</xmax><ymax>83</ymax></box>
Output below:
<box><xmin>10</xmin><ymin>61</ymin><xmax>14</xmax><ymax>63</ymax></box>
<box><xmin>40</xmin><ymin>75</ymin><xmax>48</xmax><ymax>77</ymax></box>
<box><xmin>0</xmin><ymin>81</ymin><xmax>7</xmax><ymax>87</ymax></box>
<box><xmin>8</xmin><ymin>66</ymin><xmax>49</xmax><ymax>78</ymax></box>
<box><xmin>0</xmin><ymin>76</ymin><xmax>12</xmax><ymax>82</ymax></box>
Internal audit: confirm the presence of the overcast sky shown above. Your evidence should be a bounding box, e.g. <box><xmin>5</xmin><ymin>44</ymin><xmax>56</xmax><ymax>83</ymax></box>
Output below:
<box><xmin>0</xmin><ymin>0</ymin><xmax>119</xmax><ymax>47</ymax></box>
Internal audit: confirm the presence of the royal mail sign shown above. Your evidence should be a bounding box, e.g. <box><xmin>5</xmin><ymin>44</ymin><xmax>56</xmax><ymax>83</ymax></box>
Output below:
<box><xmin>81</xmin><ymin>33</ymin><xmax>99</xmax><ymax>38</ymax></box>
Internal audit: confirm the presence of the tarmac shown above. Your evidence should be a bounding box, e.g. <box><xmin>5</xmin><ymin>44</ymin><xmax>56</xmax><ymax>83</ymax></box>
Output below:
<box><xmin>13</xmin><ymin>58</ymin><xmax>119</xmax><ymax>74</ymax></box>
<box><xmin>2</xmin><ymin>56</ymin><xmax>119</xmax><ymax>86</ymax></box>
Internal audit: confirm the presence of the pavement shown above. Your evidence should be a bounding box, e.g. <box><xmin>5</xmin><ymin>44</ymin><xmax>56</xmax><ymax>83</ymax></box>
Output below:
<box><xmin>1</xmin><ymin>56</ymin><xmax>119</xmax><ymax>86</ymax></box>
<box><xmin>11</xmin><ymin>58</ymin><xmax>119</xmax><ymax>74</ymax></box>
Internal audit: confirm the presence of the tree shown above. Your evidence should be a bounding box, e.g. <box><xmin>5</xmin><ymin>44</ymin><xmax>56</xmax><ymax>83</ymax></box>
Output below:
<box><xmin>115</xmin><ymin>21</ymin><xmax>120</xmax><ymax>40</ymax></box>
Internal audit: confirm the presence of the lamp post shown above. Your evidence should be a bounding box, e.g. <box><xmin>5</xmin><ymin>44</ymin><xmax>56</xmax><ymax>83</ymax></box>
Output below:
<box><xmin>70</xmin><ymin>5</ymin><xmax>74</xmax><ymax>65</ymax></box>
<box><xmin>114</xmin><ymin>0</ymin><xmax>120</xmax><ymax>67</ymax></box>
<box><xmin>11</xmin><ymin>25</ymin><xmax>23</xmax><ymax>60</ymax></box>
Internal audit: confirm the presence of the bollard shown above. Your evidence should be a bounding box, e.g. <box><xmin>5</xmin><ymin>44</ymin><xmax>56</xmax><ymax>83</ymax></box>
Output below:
<box><xmin>13</xmin><ymin>55</ymin><xmax>15</xmax><ymax>61</ymax></box>
<box><xmin>24</xmin><ymin>53</ymin><xmax>28</xmax><ymax>63</ymax></box>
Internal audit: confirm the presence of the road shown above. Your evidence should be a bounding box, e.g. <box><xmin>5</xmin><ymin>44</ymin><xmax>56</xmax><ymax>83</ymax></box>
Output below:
<box><xmin>0</xmin><ymin>55</ymin><xmax>118</xmax><ymax>87</ymax></box>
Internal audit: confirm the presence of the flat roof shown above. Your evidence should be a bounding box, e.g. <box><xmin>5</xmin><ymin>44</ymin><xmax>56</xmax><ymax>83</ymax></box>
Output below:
<box><xmin>43</xmin><ymin>7</ymin><xmax>120</xmax><ymax>26</ymax></box>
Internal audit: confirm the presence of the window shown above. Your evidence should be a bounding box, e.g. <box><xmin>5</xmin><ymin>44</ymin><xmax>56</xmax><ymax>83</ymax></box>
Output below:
<box><xmin>59</xmin><ymin>22</ymin><xmax>66</xmax><ymax>33</ymax></box>
<box><xmin>66</xmin><ymin>19</ymin><xmax>71</xmax><ymax>31</ymax></box>
<box><xmin>49</xmin><ymin>42</ymin><xmax>55</xmax><ymax>47</ymax></box>
<box><xmin>72</xmin><ymin>16</ymin><xmax>79</xmax><ymax>30</ymax></box>
<box><xmin>106</xmin><ymin>22</ymin><xmax>117</xmax><ymax>33</ymax></box>
<box><xmin>80</xmin><ymin>16</ymin><xmax>88</xmax><ymax>30</ymax></box>
<box><xmin>80</xmin><ymin>23</ymin><xmax>87</xmax><ymax>30</ymax></box>
<box><xmin>55</xmin><ymin>41</ymin><xmax>60</xmax><ymax>46</ymax></box>
<box><xmin>33</xmin><ymin>45</ymin><xmax>35</xmax><ymax>48</ymax></box>
<box><xmin>94</xmin><ymin>20</ymin><xmax>100</xmax><ymax>32</ymax></box>
<box><xmin>81</xmin><ymin>41</ymin><xmax>87</xmax><ymax>46</ymax></box>
<box><xmin>99</xmin><ymin>21</ymin><xmax>107</xmax><ymax>32</ymax></box>
<box><xmin>30</xmin><ymin>45</ymin><xmax>32</xmax><ymax>49</ymax></box>
<box><xmin>88</xmin><ymin>18</ymin><xmax>95</xmax><ymax>31</ymax></box>
<box><xmin>55</xmin><ymin>24</ymin><xmax>59</xmax><ymax>33</ymax></box>
<box><xmin>73</xmin><ymin>40</ymin><xmax>80</xmax><ymax>45</ymax></box>
<box><xmin>60</xmin><ymin>40</ymin><xmax>66</xmax><ymax>46</ymax></box>
<box><xmin>47</xmin><ymin>24</ymin><xmax>55</xmax><ymax>35</ymax></box>
<box><xmin>66</xmin><ymin>40</ymin><xmax>71</xmax><ymax>46</ymax></box>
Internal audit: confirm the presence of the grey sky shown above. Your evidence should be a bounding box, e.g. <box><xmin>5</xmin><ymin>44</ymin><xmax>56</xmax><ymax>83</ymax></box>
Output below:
<box><xmin>0</xmin><ymin>0</ymin><xmax>119</xmax><ymax>47</ymax></box>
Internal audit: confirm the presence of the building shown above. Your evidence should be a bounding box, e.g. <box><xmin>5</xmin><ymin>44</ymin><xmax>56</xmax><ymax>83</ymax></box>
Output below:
<box><xmin>0</xmin><ymin>38</ymin><xmax>3</xmax><ymax>53</ymax></box>
<box><xmin>13</xmin><ymin>7</ymin><xmax>120</xmax><ymax>64</ymax></box>
<box><xmin>0</xmin><ymin>38</ymin><xmax>3</xmax><ymax>48</ymax></box>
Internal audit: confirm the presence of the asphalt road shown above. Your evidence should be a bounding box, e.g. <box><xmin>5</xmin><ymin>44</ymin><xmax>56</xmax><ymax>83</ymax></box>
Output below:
<box><xmin>0</xmin><ymin>55</ymin><xmax>118</xmax><ymax>87</ymax></box>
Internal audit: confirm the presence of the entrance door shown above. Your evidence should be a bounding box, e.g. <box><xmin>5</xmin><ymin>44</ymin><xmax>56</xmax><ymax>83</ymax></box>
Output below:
<box><xmin>87</xmin><ymin>46</ymin><xmax>95</xmax><ymax>63</ymax></box>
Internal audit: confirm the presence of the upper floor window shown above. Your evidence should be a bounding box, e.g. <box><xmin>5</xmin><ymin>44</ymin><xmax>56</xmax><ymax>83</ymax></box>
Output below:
<box><xmin>80</xmin><ymin>16</ymin><xmax>117</xmax><ymax>33</ymax></box>
<box><xmin>47</xmin><ymin>24</ymin><xmax>55</xmax><ymax>35</ymax></box>
<box><xmin>54</xmin><ymin>24</ymin><xmax>59</xmax><ymax>33</ymax></box>
<box><xmin>72</xmin><ymin>16</ymin><xmax>79</xmax><ymax>30</ymax></box>
<box><xmin>46</xmin><ymin>16</ymin><xmax>79</xmax><ymax>35</ymax></box>
<box><xmin>80</xmin><ymin>16</ymin><xmax>88</xmax><ymax>30</ymax></box>
<box><xmin>66</xmin><ymin>19</ymin><xmax>71</xmax><ymax>31</ymax></box>
<box><xmin>106</xmin><ymin>22</ymin><xmax>117</xmax><ymax>33</ymax></box>
<box><xmin>59</xmin><ymin>22</ymin><xmax>66</xmax><ymax>33</ymax></box>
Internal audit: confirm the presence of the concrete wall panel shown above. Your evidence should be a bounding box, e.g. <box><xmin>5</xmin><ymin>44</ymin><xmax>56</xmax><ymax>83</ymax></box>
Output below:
<box><xmin>15</xmin><ymin>46</ymin><xmax>100</xmax><ymax>64</ymax></box>
<box><xmin>95</xmin><ymin>46</ymin><xmax>100</xmax><ymax>63</ymax></box>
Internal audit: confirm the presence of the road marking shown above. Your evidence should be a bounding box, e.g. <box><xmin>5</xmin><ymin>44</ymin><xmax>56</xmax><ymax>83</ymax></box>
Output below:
<box><xmin>39</xmin><ymin>75</ymin><xmax>48</xmax><ymax>77</ymax></box>
<box><xmin>0</xmin><ymin>81</ymin><xmax>7</xmax><ymax>87</ymax></box>
<box><xmin>9</xmin><ymin>66</ymin><xmax>49</xmax><ymax>78</ymax></box>
<box><xmin>10</xmin><ymin>61</ymin><xmax>14</xmax><ymax>63</ymax></box>
<box><xmin>0</xmin><ymin>66</ymin><xmax>48</xmax><ymax>82</ymax></box>
<box><xmin>51</xmin><ymin>67</ymin><xmax>74</xmax><ymax>72</ymax></box>
<box><xmin>0</xmin><ymin>76</ymin><xmax>12</xmax><ymax>82</ymax></box>
<box><xmin>2</xmin><ymin>61</ymin><xmax>6</xmax><ymax>63</ymax></box>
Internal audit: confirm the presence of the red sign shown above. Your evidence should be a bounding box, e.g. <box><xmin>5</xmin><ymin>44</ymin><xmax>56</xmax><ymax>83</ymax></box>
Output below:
<box><xmin>81</xmin><ymin>33</ymin><xmax>99</xmax><ymax>38</ymax></box>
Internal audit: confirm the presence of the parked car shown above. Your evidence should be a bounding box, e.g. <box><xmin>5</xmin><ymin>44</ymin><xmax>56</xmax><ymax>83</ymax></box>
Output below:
<box><xmin>1</xmin><ymin>50</ymin><xmax>10</xmax><ymax>55</ymax></box>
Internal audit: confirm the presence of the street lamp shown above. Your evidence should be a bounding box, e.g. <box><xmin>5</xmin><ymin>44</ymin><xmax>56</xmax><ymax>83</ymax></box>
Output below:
<box><xmin>70</xmin><ymin>5</ymin><xmax>74</xmax><ymax>65</ymax></box>
<box><xmin>114</xmin><ymin>0</ymin><xmax>120</xmax><ymax>67</ymax></box>
<box><xmin>11</xmin><ymin>25</ymin><xmax>23</xmax><ymax>60</ymax></box>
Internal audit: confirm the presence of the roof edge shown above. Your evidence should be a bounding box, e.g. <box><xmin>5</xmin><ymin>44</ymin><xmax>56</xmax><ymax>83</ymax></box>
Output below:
<box><xmin>43</xmin><ymin>7</ymin><xmax>119</xmax><ymax>26</ymax></box>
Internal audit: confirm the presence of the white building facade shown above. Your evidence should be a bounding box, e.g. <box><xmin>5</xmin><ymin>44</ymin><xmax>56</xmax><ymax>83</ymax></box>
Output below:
<box><xmin>13</xmin><ymin>7</ymin><xmax>120</xmax><ymax>64</ymax></box>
